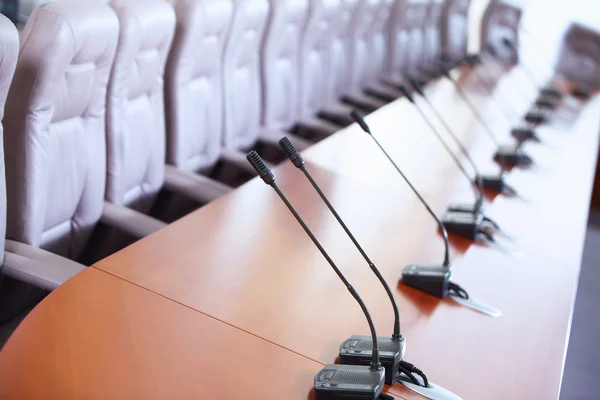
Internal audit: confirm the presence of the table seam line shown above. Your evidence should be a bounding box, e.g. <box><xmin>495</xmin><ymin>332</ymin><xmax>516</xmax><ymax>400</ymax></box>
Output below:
<box><xmin>91</xmin><ymin>266</ymin><xmax>326</xmax><ymax>367</ymax></box>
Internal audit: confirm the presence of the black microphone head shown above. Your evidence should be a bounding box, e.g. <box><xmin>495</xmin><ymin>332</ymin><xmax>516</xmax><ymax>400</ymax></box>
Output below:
<box><xmin>466</xmin><ymin>53</ymin><xmax>482</xmax><ymax>65</ymax></box>
<box><xmin>351</xmin><ymin>110</ymin><xmax>372</xmax><ymax>134</ymax></box>
<box><xmin>439</xmin><ymin>66</ymin><xmax>451</xmax><ymax>78</ymax></box>
<box><xmin>279</xmin><ymin>137</ymin><xmax>305</xmax><ymax>168</ymax></box>
<box><xmin>246</xmin><ymin>151</ymin><xmax>275</xmax><ymax>185</ymax></box>
<box><xmin>407</xmin><ymin>77</ymin><xmax>424</xmax><ymax>97</ymax></box>
<box><xmin>397</xmin><ymin>84</ymin><xmax>415</xmax><ymax>103</ymax></box>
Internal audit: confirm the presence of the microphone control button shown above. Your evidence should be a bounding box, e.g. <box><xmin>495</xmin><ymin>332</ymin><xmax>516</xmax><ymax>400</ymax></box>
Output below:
<box><xmin>325</xmin><ymin>371</ymin><xmax>335</xmax><ymax>380</ymax></box>
<box><xmin>349</xmin><ymin>340</ymin><xmax>359</xmax><ymax>347</ymax></box>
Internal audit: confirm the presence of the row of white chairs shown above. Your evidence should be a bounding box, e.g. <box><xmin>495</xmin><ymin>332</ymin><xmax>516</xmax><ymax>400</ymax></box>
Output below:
<box><xmin>0</xmin><ymin>0</ymin><xmax>472</xmax><ymax>295</ymax></box>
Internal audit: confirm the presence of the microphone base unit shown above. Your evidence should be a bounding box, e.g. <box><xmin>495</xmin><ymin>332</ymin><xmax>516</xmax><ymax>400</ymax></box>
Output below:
<box><xmin>478</xmin><ymin>174</ymin><xmax>512</xmax><ymax>194</ymax></box>
<box><xmin>442</xmin><ymin>211</ymin><xmax>485</xmax><ymax>241</ymax></box>
<box><xmin>340</xmin><ymin>335</ymin><xmax>405</xmax><ymax>385</ymax></box>
<box><xmin>511</xmin><ymin>126</ymin><xmax>540</xmax><ymax>143</ymax></box>
<box><xmin>494</xmin><ymin>145</ymin><xmax>534</xmax><ymax>168</ymax></box>
<box><xmin>535</xmin><ymin>94</ymin><xmax>559</xmax><ymax>110</ymax></box>
<box><xmin>419</xmin><ymin>67</ymin><xmax>443</xmax><ymax>82</ymax></box>
<box><xmin>571</xmin><ymin>87</ymin><xmax>591</xmax><ymax>100</ymax></box>
<box><xmin>447</xmin><ymin>202</ymin><xmax>482</xmax><ymax>215</ymax></box>
<box><xmin>524</xmin><ymin>110</ymin><xmax>549</xmax><ymax>125</ymax></box>
<box><xmin>401</xmin><ymin>264</ymin><xmax>452</xmax><ymax>298</ymax></box>
<box><xmin>540</xmin><ymin>86</ymin><xmax>563</xmax><ymax>99</ymax></box>
<box><xmin>314</xmin><ymin>364</ymin><xmax>385</xmax><ymax>400</ymax></box>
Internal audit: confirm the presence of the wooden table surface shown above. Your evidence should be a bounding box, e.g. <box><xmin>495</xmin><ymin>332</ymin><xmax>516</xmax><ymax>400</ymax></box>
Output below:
<box><xmin>1</xmin><ymin>64</ymin><xmax>598</xmax><ymax>400</ymax></box>
<box><xmin>0</xmin><ymin>268</ymin><xmax>325</xmax><ymax>399</ymax></box>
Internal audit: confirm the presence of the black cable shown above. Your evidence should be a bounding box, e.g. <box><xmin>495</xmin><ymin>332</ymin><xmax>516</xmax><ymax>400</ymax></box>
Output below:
<box><xmin>448</xmin><ymin>282</ymin><xmax>469</xmax><ymax>300</ymax></box>
<box><xmin>483</xmin><ymin>217</ymin><xmax>501</xmax><ymax>231</ymax></box>
<box><xmin>397</xmin><ymin>365</ymin><xmax>421</xmax><ymax>386</ymax></box>
<box><xmin>399</xmin><ymin>360</ymin><xmax>430</xmax><ymax>388</ymax></box>
<box><xmin>412</xmin><ymin>367</ymin><xmax>429</xmax><ymax>389</ymax></box>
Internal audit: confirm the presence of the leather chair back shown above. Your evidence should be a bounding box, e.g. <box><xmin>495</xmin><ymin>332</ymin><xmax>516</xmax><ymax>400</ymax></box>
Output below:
<box><xmin>367</xmin><ymin>0</ymin><xmax>394</xmax><ymax>83</ymax></box>
<box><xmin>4</xmin><ymin>1</ymin><xmax>118</xmax><ymax>259</ymax></box>
<box><xmin>557</xmin><ymin>23</ymin><xmax>600</xmax><ymax>90</ymax></box>
<box><xmin>440</xmin><ymin>0</ymin><xmax>471</xmax><ymax>65</ymax></box>
<box><xmin>105</xmin><ymin>0</ymin><xmax>175</xmax><ymax>210</ymax></box>
<box><xmin>0</xmin><ymin>14</ymin><xmax>19</xmax><ymax>260</ymax></box>
<box><xmin>330</xmin><ymin>0</ymin><xmax>360</xmax><ymax>99</ymax></box>
<box><xmin>299</xmin><ymin>0</ymin><xmax>339</xmax><ymax>118</ymax></box>
<box><xmin>387</xmin><ymin>0</ymin><xmax>428</xmax><ymax>78</ymax></box>
<box><xmin>347</xmin><ymin>0</ymin><xmax>378</xmax><ymax>91</ymax></box>
<box><xmin>259</xmin><ymin>0</ymin><xmax>307</xmax><ymax>132</ymax></box>
<box><xmin>480</xmin><ymin>0</ymin><xmax>521</xmax><ymax>64</ymax></box>
<box><xmin>423</xmin><ymin>0</ymin><xmax>446</xmax><ymax>67</ymax></box>
<box><xmin>222</xmin><ymin>0</ymin><xmax>269</xmax><ymax>149</ymax></box>
<box><xmin>165</xmin><ymin>0</ymin><xmax>233</xmax><ymax>172</ymax></box>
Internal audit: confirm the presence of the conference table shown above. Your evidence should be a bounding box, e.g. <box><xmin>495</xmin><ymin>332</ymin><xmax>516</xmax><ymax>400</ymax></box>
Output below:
<box><xmin>1</xmin><ymin>63</ymin><xmax>598</xmax><ymax>400</ymax></box>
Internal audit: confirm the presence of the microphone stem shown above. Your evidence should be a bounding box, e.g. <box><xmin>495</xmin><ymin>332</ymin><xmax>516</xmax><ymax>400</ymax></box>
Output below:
<box><xmin>300</xmin><ymin>166</ymin><xmax>402</xmax><ymax>340</ymax></box>
<box><xmin>470</xmin><ymin>66</ymin><xmax>519</xmax><ymax>124</ymax></box>
<box><xmin>446</xmin><ymin>75</ymin><xmax>500</xmax><ymax>147</ymax></box>
<box><xmin>270</xmin><ymin>182</ymin><xmax>381</xmax><ymax>370</ymax></box>
<box><xmin>415</xmin><ymin>101</ymin><xmax>483</xmax><ymax>209</ymax></box>
<box><xmin>518</xmin><ymin>26</ymin><xmax>560</xmax><ymax>75</ymax></box>
<box><xmin>479</xmin><ymin>53</ymin><xmax>538</xmax><ymax>112</ymax></box>
<box><xmin>519</xmin><ymin>62</ymin><xmax>543</xmax><ymax>91</ymax></box>
<box><xmin>368</xmin><ymin>136</ymin><xmax>451</xmax><ymax>267</ymax></box>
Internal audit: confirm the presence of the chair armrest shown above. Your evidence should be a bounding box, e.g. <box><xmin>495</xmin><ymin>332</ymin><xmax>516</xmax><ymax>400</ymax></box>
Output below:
<box><xmin>343</xmin><ymin>92</ymin><xmax>386</xmax><ymax>112</ymax></box>
<box><xmin>221</xmin><ymin>148</ymin><xmax>274</xmax><ymax>174</ymax></box>
<box><xmin>3</xmin><ymin>240</ymin><xmax>86</xmax><ymax>291</ymax></box>
<box><xmin>164</xmin><ymin>165</ymin><xmax>233</xmax><ymax>204</ymax></box>
<box><xmin>259</xmin><ymin>128</ymin><xmax>312</xmax><ymax>151</ymax></box>
<box><xmin>101</xmin><ymin>201</ymin><xmax>166</xmax><ymax>238</ymax></box>
<box><xmin>295</xmin><ymin>116</ymin><xmax>341</xmax><ymax>138</ymax></box>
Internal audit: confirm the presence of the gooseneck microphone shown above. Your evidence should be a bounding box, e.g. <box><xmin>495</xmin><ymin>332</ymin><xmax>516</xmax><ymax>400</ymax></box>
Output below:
<box><xmin>438</xmin><ymin>67</ymin><xmax>500</xmax><ymax>147</ymax></box>
<box><xmin>350</xmin><ymin>111</ymin><xmax>471</xmax><ymax>300</ymax></box>
<box><xmin>500</xmin><ymin>38</ymin><xmax>561</xmax><ymax>112</ymax></box>
<box><xmin>279</xmin><ymin>137</ymin><xmax>402</xmax><ymax>340</ymax></box>
<box><xmin>515</xmin><ymin>25</ymin><xmax>590</xmax><ymax>99</ymax></box>
<box><xmin>351</xmin><ymin>111</ymin><xmax>450</xmax><ymax>268</ymax></box>
<box><xmin>278</xmin><ymin>137</ymin><xmax>411</xmax><ymax>386</ymax></box>
<box><xmin>406</xmin><ymin>77</ymin><xmax>519</xmax><ymax>198</ymax></box>
<box><xmin>400</xmin><ymin>80</ymin><xmax>484</xmax><ymax>211</ymax></box>
<box><xmin>464</xmin><ymin>54</ymin><xmax>522</xmax><ymax>122</ymax></box>
<box><xmin>518</xmin><ymin>24</ymin><xmax>590</xmax><ymax>99</ymax></box>
<box><xmin>438</xmin><ymin>65</ymin><xmax>534</xmax><ymax>168</ymax></box>
<box><xmin>246</xmin><ymin>151</ymin><xmax>385</xmax><ymax>400</ymax></box>
<box><xmin>464</xmin><ymin>54</ymin><xmax>541</xmax><ymax>144</ymax></box>
<box><xmin>486</xmin><ymin>45</ymin><xmax>551</xmax><ymax>126</ymax></box>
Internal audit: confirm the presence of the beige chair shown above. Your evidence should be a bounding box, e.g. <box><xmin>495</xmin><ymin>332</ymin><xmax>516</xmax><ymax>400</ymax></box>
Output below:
<box><xmin>220</xmin><ymin>0</ymin><xmax>311</xmax><ymax>165</ymax></box>
<box><xmin>0</xmin><ymin>14</ymin><xmax>18</xmax><ymax>267</ymax></box>
<box><xmin>422</xmin><ymin>0</ymin><xmax>446</xmax><ymax>69</ymax></box>
<box><xmin>107</xmin><ymin>0</ymin><xmax>229</xmax><ymax>215</ymax></box>
<box><xmin>440</xmin><ymin>0</ymin><xmax>472</xmax><ymax>66</ymax></box>
<box><xmin>164</xmin><ymin>0</ymin><xmax>235</xmax><ymax>201</ymax></box>
<box><xmin>2</xmin><ymin>2</ymin><xmax>119</xmax><ymax>290</ymax></box>
<box><xmin>361</xmin><ymin>0</ymin><xmax>404</xmax><ymax>101</ymax></box>
<box><xmin>480</xmin><ymin>0</ymin><xmax>522</xmax><ymax>64</ymax></box>
<box><xmin>557</xmin><ymin>23</ymin><xmax>600</xmax><ymax>90</ymax></box>
<box><xmin>387</xmin><ymin>0</ymin><xmax>430</xmax><ymax>78</ymax></box>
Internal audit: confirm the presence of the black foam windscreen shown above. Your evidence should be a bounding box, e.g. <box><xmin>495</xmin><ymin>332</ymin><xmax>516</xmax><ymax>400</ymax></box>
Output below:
<box><xmin>246</xmin><ymin>151</ymin><xmax>275</xmax><ymax>185</ymax></box>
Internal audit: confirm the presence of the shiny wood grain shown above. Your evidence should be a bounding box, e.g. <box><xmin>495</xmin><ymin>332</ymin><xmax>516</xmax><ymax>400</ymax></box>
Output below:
<box><xmin>1</xmin><ymin>63</ymin><xmax>597</xmax><ymax>400</ymax></box>
<box><xmin>88</xmin><ymin>66</ymin><xmax>600</xmax><ymax>399</ymax></box>
<box><xmin>0</xmin><ymin>268</ymin><xmax>326</xmax><ymax>400</ymax></box>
